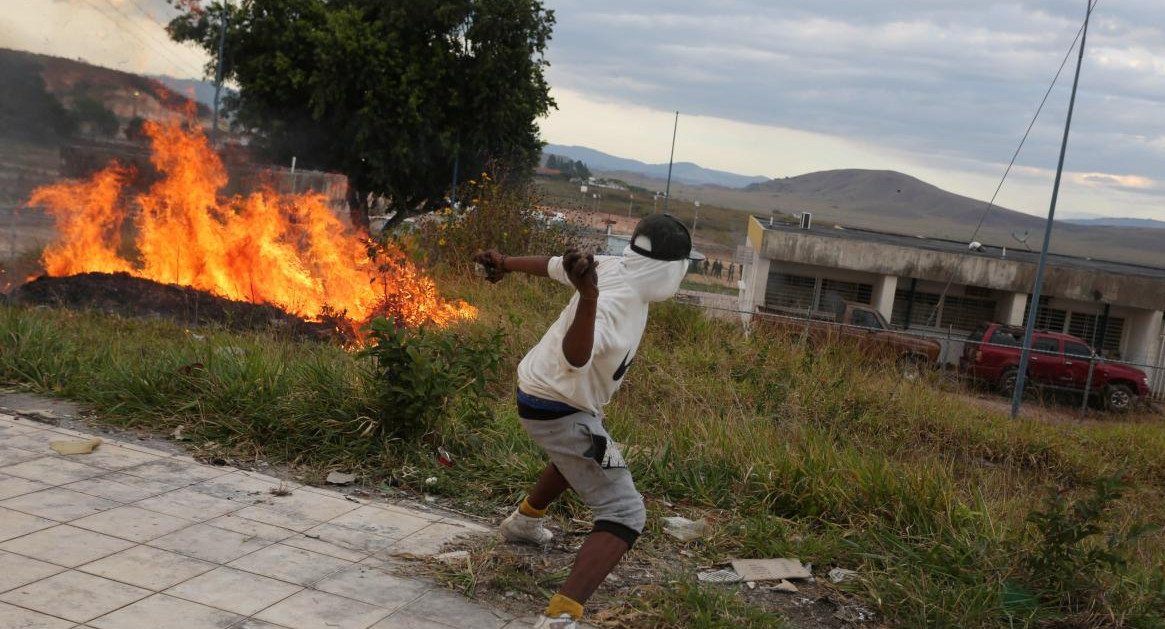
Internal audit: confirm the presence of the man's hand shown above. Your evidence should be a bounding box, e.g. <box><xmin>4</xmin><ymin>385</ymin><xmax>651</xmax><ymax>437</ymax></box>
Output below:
<box><xmin>563</xmin><ymin>248</ymin><xmax>598</xmax><ymax>300</ymax></box>
<box><xmin>473</xmin><ymin>250</ymin><xmax>507</xmax><ymax>283</ymax></box>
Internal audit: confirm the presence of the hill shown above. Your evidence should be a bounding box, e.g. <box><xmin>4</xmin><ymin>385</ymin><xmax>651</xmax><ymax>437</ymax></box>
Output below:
<box><xmin>542</xmin><ymin>143</ymin><xmax>769</xmax><ymax>188</ymax></box>
<box><xmin>0</xmin><ymin>47</ymin><xmax>208</xmax><ymax>145</ymax></box>
<box><xmin>1064</xmin><ymin>217</ymin><xmax>1165</xmax><ymax>229</ymax></box>
<box><xmin>594</xmin><ymin>167</ymin><xmax>1163</xmax><ymax>268</ymax></box>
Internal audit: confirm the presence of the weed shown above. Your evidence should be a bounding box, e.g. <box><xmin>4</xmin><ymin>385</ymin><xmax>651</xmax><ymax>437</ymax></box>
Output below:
<box><xmin>359</xmin><ymin>316</ymin><xmax>504</xmax><ymax>441</ymax></box>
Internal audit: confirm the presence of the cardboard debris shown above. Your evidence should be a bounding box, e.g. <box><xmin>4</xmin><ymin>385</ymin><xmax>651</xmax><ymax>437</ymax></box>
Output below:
<box><xmin>661</xmin><ymin>516</ymin><xmax>709</xmax><ymax>541</ymax></box>
<box><xmin>50</xmin><ymin>438</ymin><xmax>102</xmax><ymax>455</ymax></box>
<box><xmin>697</xmin><ymin>569</ymin><xmax>742</xmax><ymax>583</ymax></box>
<box><xmin>730</xmin><ymin>558</ymin><xmax>811</xmax><ymax>582</ymax></box>
<box><xmin>829</xmin><ymin>567</ymin><xmax>858</xmax><ymax>584</ymax></box>
<box><xmin>326</xmin><ymin>471</ymin><xmax>356</xmax><ymax>485</ymax></box>
<box><xmin>774</xmin><ymin>579</ymin><xmax>799</xmax><ymax>593</ymax></box>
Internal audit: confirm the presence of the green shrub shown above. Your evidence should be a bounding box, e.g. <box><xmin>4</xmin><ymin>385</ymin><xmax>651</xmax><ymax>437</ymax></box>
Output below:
<box><xmin>1005</xmin><ymin>472</ymin><xmax>1165</xmax><ymax>626</ymax></box>
<box><xmin>360</xmin><ymin>316</ymin><xmax>504</xmax><ymax>441</ymax></box>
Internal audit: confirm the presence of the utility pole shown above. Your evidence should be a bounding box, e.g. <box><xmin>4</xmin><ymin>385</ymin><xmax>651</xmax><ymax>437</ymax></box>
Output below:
<box><xmin>210</xmin><ymin>1</ymin><xmax>229</xmax><ymax>149</ymax></box>
<box><xmin>663</xmin><ymin>111</ymin><xmax>678</xmax><ymax>214</ymax></box>
<box><xmin>451</xmin><ymin>130</ymin><xmax>460</xmax><ymax>208</ymax></box>
<box><xmin>1011</xmin><ymin>0</ymin><xmax>1093</xmax><ymax>418</ymax></box>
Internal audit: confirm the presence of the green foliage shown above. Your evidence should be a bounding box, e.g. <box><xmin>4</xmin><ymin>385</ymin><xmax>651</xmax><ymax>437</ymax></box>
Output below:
<box><xmin>168</xmin><ymin>0</ymin><xmax>556</xmax><ymax>224</ymax></box>
<box><xmin>360</xmin><ymin>316</ymin><xmax>503</xmax><ymax>441</ymax></box>
<box><xmin>544</xmin><ymin>153</ymin><xmax>590</xmax><ymax>180</ymax></box>
<box><xmin>630</xmin><ymin>580</ymin><xmax>786</xmax><ymax>629</ymax></box>
<box><xmin>1005</xmin><ymin>472</ymin><xmax>1165</xmax><ymax>626</ymax></box>
<box><xmin>412</xmin><ymin>173</ymin><xmax>582</xmax><ymax>268</ymax></box>
<box><xmin>0</xmin><ymin>52</ymin><xmax>76</xmax><ymax>140</ymax></box>
<box><xmin>3</xmin><ymin>267</ymin><xmax>1165</xmax><ymax>627</ymax></box>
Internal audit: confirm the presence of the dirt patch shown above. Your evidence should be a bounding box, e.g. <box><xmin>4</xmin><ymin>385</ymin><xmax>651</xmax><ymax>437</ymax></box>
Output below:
<box><xmin>414</xmin><ymin>524</ymin><xmax>861</xmax><ymax>629</ymax></box>
<box><xmin>9</xmin><ymin>272</ymin><xmax>335</xmax><ymax>337</ymax></box>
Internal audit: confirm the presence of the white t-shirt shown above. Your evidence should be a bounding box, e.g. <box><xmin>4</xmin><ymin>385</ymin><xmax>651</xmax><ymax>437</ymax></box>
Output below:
<box><xmin>517</xmin><ymin>252</ymin><xmax>686</xmax><ymax>415</ymax></box>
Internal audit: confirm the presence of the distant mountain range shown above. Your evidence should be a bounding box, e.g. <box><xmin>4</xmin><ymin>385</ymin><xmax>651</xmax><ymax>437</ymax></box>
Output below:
<box><xmin>1063</xmin><ymin>217</ymin><xmax>1165</xmax><ymax>229</ymax></box>
<box><xmin>542</xmin><ymin>144</ymin><xmax>769</xmax><ymax>189</ymax></box>
<box><xmin>570</xmin><ymin>160</ymin><xmax>1163</xmax><ymax>268</ymax></box>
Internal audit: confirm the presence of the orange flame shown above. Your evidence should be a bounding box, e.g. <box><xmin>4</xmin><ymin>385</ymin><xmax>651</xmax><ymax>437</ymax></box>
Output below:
<box><xmin>29</xmin><ymin>121</ymin><xmax>476</xmax><ymax>328</ymax></box>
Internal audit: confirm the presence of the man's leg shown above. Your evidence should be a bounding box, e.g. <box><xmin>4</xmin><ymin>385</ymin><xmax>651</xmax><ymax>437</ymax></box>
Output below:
<box><xmin>501</xmin><ymin>464</ymin><xmax>569</xmax><ymax>545</ymax></box>
<box><xmin>526</xmin><ymin>463</ymin><xmax>570</xmax><ymax>511</ymax></box>
<box><xmin>559</xmin><ymin>531</ymin><xmax>629</xmax><ymax>603</ymax></box>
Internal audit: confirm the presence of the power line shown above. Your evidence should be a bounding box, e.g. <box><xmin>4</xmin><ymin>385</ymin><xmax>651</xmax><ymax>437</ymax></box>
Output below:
<box><xmin>100</xmin><ymin>0</ymin><xmax>204</xmax><ymax>77</ymax></box>
<box><xmin>80</xmin><ymin>0</ymin><xmax>204</xmax><ymax>79</ymax></box>
<box><xmin>923</xmin><ymin>0</ymin><xmax>1100</xmax><ymax>328</ymax></box>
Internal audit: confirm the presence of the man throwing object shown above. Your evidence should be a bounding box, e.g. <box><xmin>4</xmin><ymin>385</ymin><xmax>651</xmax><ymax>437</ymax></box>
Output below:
<box><xmin>474</xmin><ymin>214</ymin><xmax>698</xmax><ymax>629</ymax></box>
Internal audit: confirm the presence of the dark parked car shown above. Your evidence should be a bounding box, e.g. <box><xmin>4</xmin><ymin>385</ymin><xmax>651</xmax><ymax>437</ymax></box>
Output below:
<box><xmin>960</xmin><ymin>322</ymin><xmax>1150</xmax><ymax>411</ymax></box>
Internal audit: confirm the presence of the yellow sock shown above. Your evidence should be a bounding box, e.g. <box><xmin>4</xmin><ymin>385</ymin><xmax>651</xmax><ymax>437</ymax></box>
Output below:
<box><xmin>546</xmin><ymin>593</ymin><xmax>583</xmax><ymax>619</ymax></box>
<box><xmin>519</xmin><ymin>497</ymin><xmax>547</xmax><ymax>518</ymax></box>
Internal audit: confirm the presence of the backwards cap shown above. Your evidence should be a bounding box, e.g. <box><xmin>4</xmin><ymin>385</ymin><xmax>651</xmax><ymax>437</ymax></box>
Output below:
<box><xmin>630</xmin><ymin>214</ymin><xmax>703</xmax><ymax>261</ymax></box>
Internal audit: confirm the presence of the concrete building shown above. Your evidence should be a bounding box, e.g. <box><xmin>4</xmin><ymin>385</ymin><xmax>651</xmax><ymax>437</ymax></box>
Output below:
<box><xmin>738</xmin><ymin>216</ymin><xmax>1165</xmax><ymax>397</ymax></box>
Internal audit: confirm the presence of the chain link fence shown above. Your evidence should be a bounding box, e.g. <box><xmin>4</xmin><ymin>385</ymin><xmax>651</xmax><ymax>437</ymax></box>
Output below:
<box><xmin>670</xmin><ymin>290</ymin><xmax>1165</xmax><ymax>410</ymax></box>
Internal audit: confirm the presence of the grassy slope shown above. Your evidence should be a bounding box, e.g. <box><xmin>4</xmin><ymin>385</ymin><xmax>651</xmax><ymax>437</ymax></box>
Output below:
<box><xmin>1</xmin><ymin>269</ymin><xmax>1163</xmax><ymax>627</ymax></box>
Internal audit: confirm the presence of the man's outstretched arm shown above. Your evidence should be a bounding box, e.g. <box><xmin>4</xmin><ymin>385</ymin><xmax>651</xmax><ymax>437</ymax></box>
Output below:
<box><xmin>474</xmin><ymin>250</ymin><xmax>549</xmax><ymax>278</ymax></box>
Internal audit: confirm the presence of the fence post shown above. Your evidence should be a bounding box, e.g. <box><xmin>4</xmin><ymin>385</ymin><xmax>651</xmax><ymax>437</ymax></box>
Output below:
<box><xmin>1081</xmin><ymin>354</ymin><xmax>1096</xmax><ymax>413</ymax></box>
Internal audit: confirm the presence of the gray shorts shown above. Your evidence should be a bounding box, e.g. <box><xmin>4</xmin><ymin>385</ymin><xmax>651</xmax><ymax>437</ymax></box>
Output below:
<box><xmin>520</xmin><ymin>411</ymin><xmax>646</xmax><ymax>534</ymax></box>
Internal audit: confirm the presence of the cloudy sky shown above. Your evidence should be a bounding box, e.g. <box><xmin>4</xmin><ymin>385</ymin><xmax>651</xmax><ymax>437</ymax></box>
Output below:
<box><xmin>5</xmin><ymin>0</ymin><xmax>1164</xmax><ymax>220</ymax></box>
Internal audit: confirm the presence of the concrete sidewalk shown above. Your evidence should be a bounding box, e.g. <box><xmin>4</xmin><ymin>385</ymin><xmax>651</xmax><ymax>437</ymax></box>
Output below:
<box><xmin>0</xmin><ymin>412</ymin><xmax>524</xmax><ymax>629</ymax></box>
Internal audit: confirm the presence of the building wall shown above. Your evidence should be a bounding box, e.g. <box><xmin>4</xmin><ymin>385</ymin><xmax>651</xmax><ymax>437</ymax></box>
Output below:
<box><xmin>741</xmin><ymin>218</ymin><xmax>1165</xmax><ymax>393</ymax></box>
<box><xmin>754</xmin><ymin>218</ymin><xmax>1165</xmax><ymax>312</ymax></box>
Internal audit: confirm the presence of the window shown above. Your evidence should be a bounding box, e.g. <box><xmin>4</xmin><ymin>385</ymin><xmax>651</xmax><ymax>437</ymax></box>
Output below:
<box><xmin>989</xmin><ymin>328</ymin><xmax>1023</xmax><ymax>347</ymax></box>
<box><xmin>1033</xmin><ymin>337</ymin><xmax>1061</xmax><ymax>355</ymax></box>
<box><xmin>940</xmin><ymin>295</ymin><xmax>997</xmax><ymax>333</ymax></box>
<box><xmin>1067</xmin><ymin>312</ymin><xmax>1124</xmax><ymax>355</ymax></box>
<box><xmin>892</xmin><ymin>289</ymin><xmax>994</xmax><ymax>332</ymax></box>
<box><xmin>851</xmin><ymin>309</ymin><xmax>883</xmax><ymax>329</ymax></box>
<box><xmin>817</xmin><ymin>279</ymin><xmax>872</xmax><ymax>312</ymax></box>
<box><xmin>1024</xmin><ymin>297</ymin><xmax>1067</xmax><ymax>332</ymax></box>
<box><xmin>765</xmin><ymin>272</ymin><xmax>816</xmax><ymax>311</ymax></box>
<box><xmin>892</xmin><ymin>289</ymin><xmax>941</xmax><ymax>328</ymax></box>
<box><xmin>1064</xmin><ymin>342</ymin><xmax>1092</xmax><ymax>358</ymax></box>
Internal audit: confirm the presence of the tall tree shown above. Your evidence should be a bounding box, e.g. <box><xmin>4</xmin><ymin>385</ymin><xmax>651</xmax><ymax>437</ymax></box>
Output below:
<box><xmin>168</xmin><ymin>0</ymin><xmax>555</xmax><ymax>227</ymax></box>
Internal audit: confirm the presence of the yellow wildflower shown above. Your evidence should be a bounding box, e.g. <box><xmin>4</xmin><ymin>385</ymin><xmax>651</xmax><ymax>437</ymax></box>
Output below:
<box><xmin>438</xmin><ymin>238</ymin><xmax>446</xmax><ymax>246</ymax></box>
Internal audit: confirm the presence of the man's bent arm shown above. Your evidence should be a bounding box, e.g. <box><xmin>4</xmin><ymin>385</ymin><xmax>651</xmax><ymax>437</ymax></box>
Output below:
<box><xmin>562</xmin><ymin>296</ymin><xmax>597</xmax><ymax>368</ymax></box>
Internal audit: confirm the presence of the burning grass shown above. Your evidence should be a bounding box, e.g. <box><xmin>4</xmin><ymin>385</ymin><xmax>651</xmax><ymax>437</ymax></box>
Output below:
<box><xmin>1</xmin><ymin>269</ymin><xmax>1163</xmax><ymax>627</ymax></box>
<box><xmin>25</xmin><ymin>119</ymin><xmax>474</xmax><ymax>328</ymax></box>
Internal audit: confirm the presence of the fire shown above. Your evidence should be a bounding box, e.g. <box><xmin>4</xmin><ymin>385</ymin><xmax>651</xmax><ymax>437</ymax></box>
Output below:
<box><xmin>28</xmin><ymin>121</ymin><xmax>475</xmax><ymax>328</ymax></box>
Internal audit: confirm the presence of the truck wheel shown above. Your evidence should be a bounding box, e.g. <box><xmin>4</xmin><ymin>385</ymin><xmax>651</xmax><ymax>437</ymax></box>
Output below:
<box><xmin>1104</xmin><ymin>384</ymin><xmax>1134</xmax><ymax>413</ymax></box>
<box><xmin>997</xmin><ymin>367</ymin><xmax>1018</xmax><ymax>396</ymax></box>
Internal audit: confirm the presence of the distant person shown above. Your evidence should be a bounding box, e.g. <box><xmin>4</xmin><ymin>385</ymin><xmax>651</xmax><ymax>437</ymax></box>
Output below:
<box><xmin>702</xmin><ymin>259</ymin><xmax>710</xmax><ymax>275</ymax></box>
<box><xmin>727</xmin><ymin>263</ymin><xmax>735</xmax><ymax>282</ymax></box>
<box><xmin>474</xmin><ymin>214</ymin><xmax>698</xmax><ymax>629</ymax></box>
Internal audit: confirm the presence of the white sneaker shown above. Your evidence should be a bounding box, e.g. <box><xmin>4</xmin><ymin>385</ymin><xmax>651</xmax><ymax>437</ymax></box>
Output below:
<box><xmin>532</xmin><ymin>614</ymin><xmax>577</xmax><ymax>629</ymax></box>
<box><xmin>499</xmin><ymin>509</ymin><xmax>553</xmax><ymax>545</ymax></box>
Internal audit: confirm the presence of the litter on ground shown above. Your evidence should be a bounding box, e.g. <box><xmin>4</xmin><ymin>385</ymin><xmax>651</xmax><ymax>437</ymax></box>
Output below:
<box><xmin>50</xmin><ymin>437</ymin><xmax>102</xmax><ymax>455</ymax></box>
<box><xmin>730</xmin><ymin>558</ymin><xmax>811</xmax><ymax>582</ymax></box>
<box><xmin>661</xmin><ymin>516</ymin><xmax>709</xmax><ymax>541</ymax></box>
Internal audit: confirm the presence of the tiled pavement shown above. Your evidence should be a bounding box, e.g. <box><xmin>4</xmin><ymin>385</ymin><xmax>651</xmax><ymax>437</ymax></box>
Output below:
<box><xmin>0</xmin><ymin>412</ymin><xmax>532</xmax><ymax>629</ymax></box>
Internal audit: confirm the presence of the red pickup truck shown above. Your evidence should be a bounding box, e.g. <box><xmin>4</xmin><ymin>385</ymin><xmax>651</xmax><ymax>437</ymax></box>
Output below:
<box><xmin>959</xmin><ymin>322</ymin><xmax>1150</xmax><ymax>411</ymax></box>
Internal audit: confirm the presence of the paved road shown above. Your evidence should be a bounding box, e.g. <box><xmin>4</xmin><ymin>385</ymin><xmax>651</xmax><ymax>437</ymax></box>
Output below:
<box><xmin>0</xmin><ymin>412</ymin><xmax>532</xmax><ymax>629</ymax></box>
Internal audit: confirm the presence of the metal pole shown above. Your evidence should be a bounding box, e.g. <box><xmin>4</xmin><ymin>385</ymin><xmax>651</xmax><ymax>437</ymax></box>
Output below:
<box><xmin>1081</xmin><ymin>355</ymin><xmax>1096</xmax><ymax>413</ymax></box>
<box><xmin>211</xmin><ymin>1</ymin><xmax>228</xmax><ymax>148</ymax></box>
<box><xmin>451</xmin><ymin>130</ymin><xmax>460</xmax><ymax>208</ymax></box>
<box><xmin>663</xmin><ymin>111</ymin><xmax>678</xmax><ymax>214</ymax></box>
<box><xmin>1012</xmin><ymin>0</ymin><xmax>1092</xmax><ymax>419</ymax></box>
